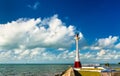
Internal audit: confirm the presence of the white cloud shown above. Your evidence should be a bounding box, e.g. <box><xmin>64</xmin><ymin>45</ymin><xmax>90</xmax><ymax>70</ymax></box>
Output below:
<box><xmin>82</xmin><ymin>36</ymin><xmax>119</xmax><ymax>51</ymax></box>
<box><xmin>18</xmin><ymin>50</ymin><xmax>30</xmax><ymax>59</ymax></box>
<box><xmin>97</xmin><ymin>36</ymin><xmax>118</xmax><ymax>48</ymax></box>
<box><xmin>97</xmin><ymin>49</ymin><xmax>106</xmax><ymax>56</ymax></box>
<box><xmin>81</xmin><ymin>36</ymin><xmax>120</xmax><ymax>63</ymax></box>
<box><xmin>14</xmin><ymin>48</ymin><xmax>74</xmax><ymax>63</ymax></box>
<box><xmin>14</xmin><ymin>49</ymin><xmax>23</xmax><ymax>54</ymax></box>
<box><xmin>115</xmin><ymin>43</ymin><xmax>120</xmax><ymax>49</ymax></box>
<box><xmin>0</xmin><ymin>15</ymin><xmax>78</xmax><ymax>50</ymax></box>
<box><xmin>91</xmin><ymin>46</ymin><xmax>101</xmax><ymax>50</ymax></box>
<box><xmin>30</xmin><ymin>48</ymin><xmax>39</xmax><ymax>58</ymax></box>
<box><xmin>0</xmin><ymin>15</ymin><xmax>83</xmax><ymax>63</ymax></box>
<box><xmin>1</xmin><ymin>14</ymin><xmax>120</xmax><ymax>64</ymax></box>
<box><xmin>27</xmin><ymin>2</ymin><xmax>40</xmax><ymax>10</ymax></box>
<box><xmin>0</xmin><ymin>51</ymin><xmax>11</xmax><ymax>59</ymax></box>
<box><xmin>82</xmin><ymin>36</ymin><xmax>118</xmax><ymax>51</ymax></box>
<box><xmin>83</xmin><ymin>46</ymin><xmax>101</xmax><ymax>50</ymax></box>
<box><xmin>80</xmin><ymin>49</ymin><xmax>120</xmax><ymax>63</ymax></box>
<box><xmin>0</xmin><ymin>18</ymin><xmax>41</xmax><ymax>50</ymax></box>
<box><xmin>96</xmin><ymin>49</ymin><xmax>120</xmax><ymax>60</ymax></box>
<box><xmin>57</xmin><ymin>48</ymin><xmax>65</xmax><ymax>51</ymax></box>
<box><xmin>57</xmin><ymin>50</ymin><xmax>71</xmax><ymax>59</ymax></box>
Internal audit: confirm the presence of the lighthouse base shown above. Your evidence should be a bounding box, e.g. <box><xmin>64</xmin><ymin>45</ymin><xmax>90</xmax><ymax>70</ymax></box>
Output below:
<box><xmin>74</xmin><ymin>61</ymin><xmax>82</xmax><ymax>68</ymax></box>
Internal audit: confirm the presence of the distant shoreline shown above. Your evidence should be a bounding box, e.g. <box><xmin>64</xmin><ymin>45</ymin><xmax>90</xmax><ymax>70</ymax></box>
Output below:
<box><xmin>0</xmin><ymin>63</ymin><xmax>73</xmax><ymax>65</ymax></box>
<box><xmin>0</xmin><ymin>63</ymin><xmax>119</xmax><ymax>65</ymax></box>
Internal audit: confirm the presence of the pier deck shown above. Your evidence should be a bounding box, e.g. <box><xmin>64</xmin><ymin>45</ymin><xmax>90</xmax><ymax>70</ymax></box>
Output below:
<box><xmin>61</xmin><ymin>67</ymin><xmax>120</xmax><ymax>76</ymax></box>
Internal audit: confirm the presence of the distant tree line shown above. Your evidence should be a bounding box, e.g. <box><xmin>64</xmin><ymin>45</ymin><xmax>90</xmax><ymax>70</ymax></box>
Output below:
<box><xmin>105</xmin><ymin>62</ymin><xmax>120</xmax><ymax>65</ymax></box>
<box><xmin>105</xmin><ymin>63</ymin><xmax>110</xmax><ymax>67</ymax></box>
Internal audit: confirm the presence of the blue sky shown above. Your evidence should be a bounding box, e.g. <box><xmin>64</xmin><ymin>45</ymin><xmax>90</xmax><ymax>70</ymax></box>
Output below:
<box><xmin>0</xmin><ymin>0</ymin><xmax>120</xmax><ymax>64</ymax></box>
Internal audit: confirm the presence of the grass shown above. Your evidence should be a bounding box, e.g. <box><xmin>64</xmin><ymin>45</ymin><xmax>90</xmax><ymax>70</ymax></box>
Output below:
<box><xmin>79</xmin><ymin>71</ymin><xmax>100</xmax><ymax>76</ymax></box>
<box><xmin>78</xmin><ymin>68</ymin><xmax>120</xmax><ymax>76</ymax></box>
<box><xmin>80</xmin><ymin>68</ymin><xmax>103</xmax><ymax>70</ymax></box>
<box><xmin>115</xmin><ymin>68</ymin><xmax>120</xmax><ymax>71</ymax></box>
<box><xmin>77</xmin><ymin>68</ymin><xmax>101</xmax><ymax>76</ymax></box>
<box><xmin>62</xmin><ymin>67</ymin><xmax>120</xmax><ymax>76</ymax></box>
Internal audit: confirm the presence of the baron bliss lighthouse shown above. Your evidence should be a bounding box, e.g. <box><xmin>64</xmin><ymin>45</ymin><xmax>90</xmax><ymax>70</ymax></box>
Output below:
<box><xmin>74</xmin><ymin>33</ymin><xmax>82</xmax><ymax>69</ymax></box>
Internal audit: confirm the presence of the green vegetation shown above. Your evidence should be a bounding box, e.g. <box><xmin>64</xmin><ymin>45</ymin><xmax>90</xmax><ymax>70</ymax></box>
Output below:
<box><xmin>104</xmin><ymin>63</ymin><xmax>110</xmax><ymax>67</ymax></box>
<box><xmin>62</xmin><ymin>67</ymin><xmax>120</xmax><ymax>76</ymax></box>
<box><xmin>115</xmin><ymin>68</ymin><xmax>120</xmax><ymax>71</ymax></box>
<box><xmin>78</xmin><ymin>68</ymin><xmax>102</xmax><ymax>76</ymax></box>
<box><xmin>118</xmin><ymin>62</ymin><xmax>120</xmax><ymax>64</ymax></box>
<box><xmin>81</xmin><ymin>68</ymin><xmax>103</xmax><ymax>70</ymax></box>
<box><xmin>79</xmin><ymin>71</ymin><xmax>100</xmax><ymax>76</ymax></box>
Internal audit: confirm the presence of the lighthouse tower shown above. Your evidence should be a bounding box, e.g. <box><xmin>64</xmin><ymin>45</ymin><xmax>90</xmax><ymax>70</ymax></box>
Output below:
<box><xmin>74</xmin><ymin>33</ymin><xmax>82</xmax><ymax>69</ymax></box>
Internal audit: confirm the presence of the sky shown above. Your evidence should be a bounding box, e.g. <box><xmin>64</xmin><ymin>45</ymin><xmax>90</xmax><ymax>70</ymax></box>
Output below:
<box><xmin>0</xmin><ymin>0</ymin><xmax>120</xmax><ymax>64</ymax></box>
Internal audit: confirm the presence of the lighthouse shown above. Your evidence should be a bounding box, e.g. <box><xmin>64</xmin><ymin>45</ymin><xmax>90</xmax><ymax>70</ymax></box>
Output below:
<box><xmin>74</xmin><ymin>33</ymin><xmax>82</xmax><ymax>69</ymax></box>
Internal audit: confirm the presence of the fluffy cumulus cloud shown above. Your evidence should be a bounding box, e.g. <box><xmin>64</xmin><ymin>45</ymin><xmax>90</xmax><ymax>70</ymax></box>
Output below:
<box><xmin>0</xmin><ymin>15</ymin><xmax>120</xmax><ymax>64</ymax></box>
<box><xmin>0</xmin><ymin>15</ymin><xmax>77</xmax><ymax>50</ymax></box>
<box><xmin>0</xmin><ymin>15</ymin><xmax>83</xmax><ymax>63</ymax></box>
<box><xmin>82</xmin><ymin>36</ymin><xmax>120</xmax><ymax>63</ymax></box>
<box><xmin>115</xmin><ymin>43</ymin><xmax>120</xmax><ymax>49</ymax></box>
<box><xmin>97</xmin><ymin>36</ymin><xmax>118</xmax><ymax>48</ymax></box>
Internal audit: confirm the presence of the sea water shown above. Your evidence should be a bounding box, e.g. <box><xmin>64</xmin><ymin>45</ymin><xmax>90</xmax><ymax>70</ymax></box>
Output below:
<box><xmin>0</xmin><ymin>64</ymin><xmax>72</xmax><ymax>76</ymax></box>
<box><xmin>0</xmin><ymin>64</ymin><xmax>119</xmax><ymax>76</ymax></box>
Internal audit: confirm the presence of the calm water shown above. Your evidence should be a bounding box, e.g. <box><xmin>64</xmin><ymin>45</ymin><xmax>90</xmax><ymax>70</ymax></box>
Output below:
<box><xmin>0</xmin><ymin>64</ymin><xmax>72</xmax><ymax>76</ymax></box>
<box><xmin>0</xmin><ymin>64</ymin><xmax>119</xmax><ymax>76</ymax></box>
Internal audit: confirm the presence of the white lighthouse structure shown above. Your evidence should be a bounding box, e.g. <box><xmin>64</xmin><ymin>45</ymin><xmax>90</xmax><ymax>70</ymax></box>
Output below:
<box><xmin>74</xmin><ymin>33</ymin><xmax>82</xmax><ymax>69</ymax></box>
